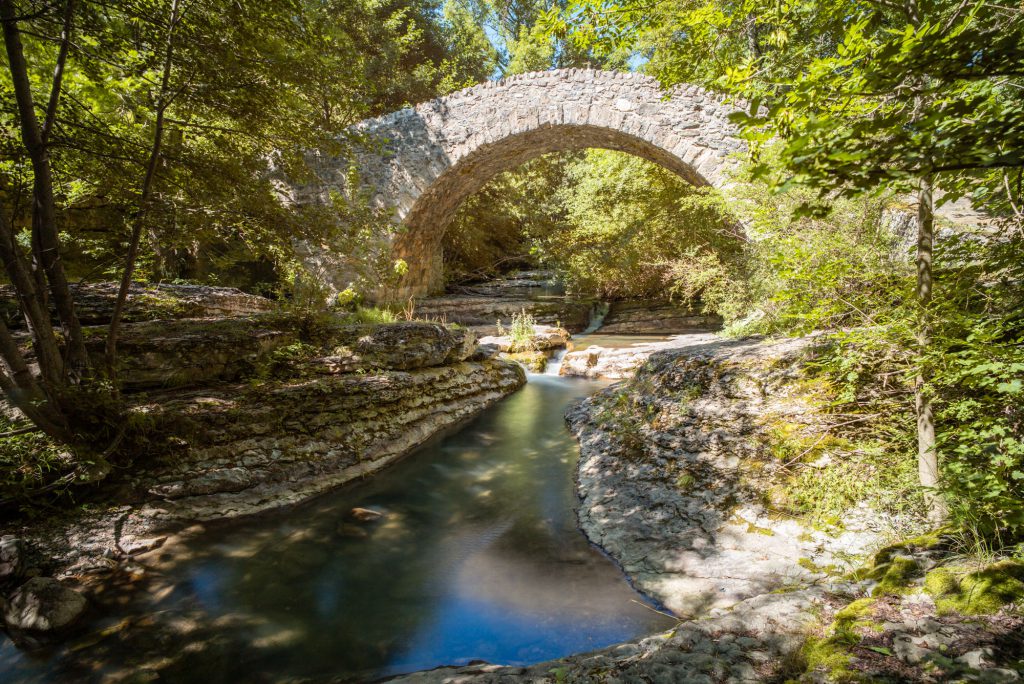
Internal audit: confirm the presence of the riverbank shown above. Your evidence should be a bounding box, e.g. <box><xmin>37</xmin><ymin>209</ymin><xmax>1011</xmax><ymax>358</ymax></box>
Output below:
<box><xmin>390</xmin><ymin>334</ymin><xmax>1024</xmax><ymax>683</ymax></box>
<box><xmin>1</xmin><ymin>287</ymin><xmax>530</xmax><ymax>643</ymax></box>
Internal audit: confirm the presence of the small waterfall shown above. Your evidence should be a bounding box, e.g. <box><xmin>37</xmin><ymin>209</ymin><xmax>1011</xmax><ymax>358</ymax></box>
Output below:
<box><xmin>581</xmin><ymin>302</ymin><xmax>610</xmax><ymax>335</ymax></box>
<box><xmin>544</xmin><ymin>347</ymin><xmax>568</xmax><ymax>376</ymax></box>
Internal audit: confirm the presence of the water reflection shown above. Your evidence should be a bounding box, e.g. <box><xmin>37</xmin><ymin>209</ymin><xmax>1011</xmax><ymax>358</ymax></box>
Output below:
<box><xmin>2</xmin><ymin>375</ymin><xmax>674</xmax><ymax>683</ymax></box>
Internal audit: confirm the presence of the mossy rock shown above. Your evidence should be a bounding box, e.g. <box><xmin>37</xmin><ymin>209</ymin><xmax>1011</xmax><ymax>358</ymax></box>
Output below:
<box><xmin>924</xmin><ymin>561</ymin><xmax>1024</xmax><ymax>615</ymax></box>
<box><xmin>504</xmin><ymin>351</ymin><xmax>547</xmax><ymax>373</ymax></box>
<box><xmin>868</xmin><ymin>556</ymin><xmax>923</xmax><ymax>596</ymax></box>
<box><xmin>795</xmin><ymin>598</ymin><xmax>879</xmax><ymax>682</ymax></box>
<box><xmin>871</xmin><ymin>530</ymin><xmax>948</xmax><ymax>566</ymax></box>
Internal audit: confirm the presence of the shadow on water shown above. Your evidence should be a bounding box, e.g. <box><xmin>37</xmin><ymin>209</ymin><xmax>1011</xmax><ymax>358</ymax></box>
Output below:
<box><xmin>2</xmin><ymin>375</ymin><xmax>676</xmax><ymax>683</ymax></box>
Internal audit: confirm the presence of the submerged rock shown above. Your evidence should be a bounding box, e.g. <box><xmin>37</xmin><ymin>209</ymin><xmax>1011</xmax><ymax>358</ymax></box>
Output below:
<box><xmin>2</xmin><ymin>577</ymin><xmax>87</xmax><ymax>632</ymax></box>
<box><xmin>348</xmin><ymin>507</ymin><xmax>385</xmax><ymax>522</ymax></box>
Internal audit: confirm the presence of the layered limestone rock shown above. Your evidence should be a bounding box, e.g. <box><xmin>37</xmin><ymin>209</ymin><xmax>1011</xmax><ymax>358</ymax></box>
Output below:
<box><xmin>560</xmin><ymin>332</ymin><xmax>719</xmax><ymax>379</ymax></box>
<box><xmin>86</xmin><ymin>316</ymin><xmax>298</xmax><ymax>391</ymax></box>
<box><xmin>413</xmin><ymin>294</ymin><xmax>595</xmax><ymax>332</ymax></box>
<box><xmin>78</xmin><ymin>317</ymin><xmax>478</xmax><ymax>391</ymax></box>
<box><xmin>600</xmin><ymin>299</ymin><xmax>723</xmax><ymax>334</ymax></box>
<box><xmin>567</xmin><ymin>335</ymin><xmax>886</xmax><ymax>617</ymax></box>
<box><xmin>0</xmin><ymin>282</ymin><xmax>273</xmax><ymax>327</ymax></box>
<box><xmin>7</xmin><ymin>316</ymin><xmax>526</xmax><ymax>574</ymax></box>
<box><xmin>132</xmin><ymin>358</ymin><xmax>525</xmax><ymax>522</ymax></box>
<box><xmin>478</xmin><ymin>324</ymin><xmax>570</xmax><ymax>352</ymax></box>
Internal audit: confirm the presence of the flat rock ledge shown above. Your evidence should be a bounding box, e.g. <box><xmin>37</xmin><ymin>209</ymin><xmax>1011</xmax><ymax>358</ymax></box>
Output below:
<box><xmin>6</xmin><ymin>320</ymin><xmax>526</xmax><ymax>577</ymax></box>
<box><xmin>0</xmin><ymin>281</ymin><xmax>273</xmax><ymax>327</ymax></box>
<box><xmin>599</xmin><ymin>300</ymin><xmax>723</xmax><ymax>335</ymax></box>
<box><xmin>560</xmin><ymin>332</ymin><xmax>720</xmax><ymax>379</ymax></box>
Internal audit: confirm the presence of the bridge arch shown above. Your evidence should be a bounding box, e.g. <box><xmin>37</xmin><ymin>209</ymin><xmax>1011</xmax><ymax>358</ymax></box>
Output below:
<box><xmin>301</xmin><ymin>69</ymin><xmax>746</xmax><ymax>298</ymax></box>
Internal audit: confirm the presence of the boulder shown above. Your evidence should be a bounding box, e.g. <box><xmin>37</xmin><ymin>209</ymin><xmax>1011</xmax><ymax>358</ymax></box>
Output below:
<box><xmin>306</xmin><ymin>323</ymin><xmax>477</xmax><ymax>373</ymax></box>
<box><xmin>504</xmin><ymin>351</ymin><xmax>547</xmax><ymax>373</ymax></box>
<box><xmin>3</xmin><ymin>577</ymin><xmax>87</xmax><ymax>632</ymax></box>
<box><xmin>84</xmin><ymin>316</ymin><xmax>297</xmax><ymax>392</ymax></box>
<box><xmin>478</xmin><ymin>325</ymin><xmax>570</xmax><ymax>352</ymax></box>
<box><xmin>560</xmin><ymin>346</ymin><xmax>649</xmax><ymax>379</ymax></box>
<box><xmin>0</xmin><ymin>536</ymin><xmax>26</xmax><ymax>586</ymax></box>
<box><xmin>469</xmin><ymin>343</ymin><xmax>502</xmax><ymax>361</ymax></box>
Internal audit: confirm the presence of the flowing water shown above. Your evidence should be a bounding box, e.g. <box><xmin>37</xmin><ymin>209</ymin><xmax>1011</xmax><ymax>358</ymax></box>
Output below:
<box><xmin>2</xmin><ymin>374</ymin><xmax>675</xmax><ymax>683</ymax></box>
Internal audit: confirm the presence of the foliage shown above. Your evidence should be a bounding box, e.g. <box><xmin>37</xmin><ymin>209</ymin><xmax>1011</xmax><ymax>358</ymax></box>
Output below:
<box><xmin>446</xmin><ymin>148</ymin><xmax>745</xmax><ymax>309</ymax></box>
<box><xmin>444</xmin><ymin>153</ymin><xmax>573</xmax><ymax>282</ymax></box>
<box><xmin>507</xmin><ymin>308</ymin><xmax>537</xmax><ymax>351</ymax></box>
<box><xmin>343</xmin><ymin>306</ymin><xmax>400</xmax><ymax>325</ymax></box>
<box><xmin>543</xmin><ymin>149</ymin><xmax>742</xmax><ymax>301</ymax></box>
<box><xmin>0</xmin><ymin>418</ymin><xmax>74</xmax><ymax>510</ymax></box>
<box><xmin>0</xmin><ymin>0</ymin><xmax>495</xmax><ymax>290</ymax></box>
<box><xmin>545</xmin><ymin>0</ymin><xmax>1024</xmax><ymax>543</ymax></box>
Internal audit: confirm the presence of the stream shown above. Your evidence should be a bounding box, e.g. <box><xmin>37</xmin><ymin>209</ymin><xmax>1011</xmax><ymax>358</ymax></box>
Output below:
<box><xmin>2</xmin><ymin>360</ymin><xmax>675</xmax><ymax>682</ymax></box>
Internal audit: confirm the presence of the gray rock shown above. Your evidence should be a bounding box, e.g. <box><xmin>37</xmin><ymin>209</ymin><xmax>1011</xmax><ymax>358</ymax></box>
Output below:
<box><xmin>2</xmin><ymin>577</ymin><xmax>87</xmax><ymax>632</ymax></box>
<box><xmin>0</xmin><ymin>282</ymin><xmax>273</xmax><ymax>328</ymax></box>
<box><xmin>958</xmin><ymin>647</ymin><xmax>995</xmax><ymax>669</ymax></box>
<box><xmin>0</xmin><ymin>536</ymin><xmax>25</xmax><ymax>586</ymax></box>
<box><xmin>893</xmin><ymin>634</ymin><xmax>931</xmax><ymax>665</ymax></box>
<box><xmin>600</xmin><ymin>300</ymin><xmax>722</xmax><ymax>334</ymax></box>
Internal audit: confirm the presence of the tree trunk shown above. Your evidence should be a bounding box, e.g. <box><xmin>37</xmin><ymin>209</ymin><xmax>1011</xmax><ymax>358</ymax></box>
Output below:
<box><xmin>106</xmin><ymin>0</ymin><xmax>180</xmax><ymax>375</ymax></box>
<box><xmin>915</xmin><ymin>173</ymin><xmax>945</xmax><ymax>521</ymax></box>
<box><xmin>0</xmin><ymin>0</ymin><xmax>89</xmax><ymax>378</ymax></box>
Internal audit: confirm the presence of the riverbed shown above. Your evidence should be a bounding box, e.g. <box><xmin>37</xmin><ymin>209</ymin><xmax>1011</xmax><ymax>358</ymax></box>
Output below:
<box><xmin>2</xmin><ymin>371</ymin><xmax>675</xmax><ymax>683</ymax></box>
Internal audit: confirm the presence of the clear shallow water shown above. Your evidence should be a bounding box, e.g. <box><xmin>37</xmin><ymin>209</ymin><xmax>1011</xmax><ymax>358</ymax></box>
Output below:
<box><xmin>2</xmin><ymin>375</ymin><xmax>674</xmax><ymax>683</ymax></box>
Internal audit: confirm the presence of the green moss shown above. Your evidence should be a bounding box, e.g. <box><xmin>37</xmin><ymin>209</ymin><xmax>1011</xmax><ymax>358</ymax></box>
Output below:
<box><xmin>924</xmin><ymin>561</ymin><xmax>1024</xmax><ymax>615</ymax></box>
<box><xmin>873</xmin><ymin>530</ymin><xmax>947</xmax><ymax>566</ymax></box>
<box><xmin>675</xmin><ymin>472</ymin><xmax>695</xmax><ymax>490</ymax></box>
<box><xmin>799</xmin><ymin>557</ymin><xmax>842</xmax><ymax>576</ymax></box>
<box><xmin>923</xmin><ymin>567</ymin><xmax>959</xmax><ymax>597</ymax></box>
<box><xmin>801</xmin><ymin>635</ymin><xmax>863</xmax><ymax>683</ymax></box>
<box><xmin>794</xmin><ymin>598</ymin><xmax>880</xmax><ymax>682</ymax></box>
<box><xmin>505</xmin><ymin>351</ymin><xmax>547</xmax><ymax>373</ymax></box>
<box><xmin>869</xmin><ymin>556</ymin><xmax>923</xmax><ymax>596</ymax></box>
<box><xmin>834</xmin><ymin>597</ymin><xmax>877</xmax><ymax>629</ymax></box>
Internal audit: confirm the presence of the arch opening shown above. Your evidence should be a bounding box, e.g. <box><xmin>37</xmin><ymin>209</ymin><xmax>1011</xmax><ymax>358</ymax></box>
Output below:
<box><xmin>393</xmin><ymin>124</ymin><xmax>715</xmax><ymax>298</ymax></box>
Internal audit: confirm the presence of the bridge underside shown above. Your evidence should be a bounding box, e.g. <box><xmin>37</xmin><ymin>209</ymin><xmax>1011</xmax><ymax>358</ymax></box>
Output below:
<box><xmin>393</xmin><ymin>124</ymin><xmax>714</xmax><ymax>298</ymax></box>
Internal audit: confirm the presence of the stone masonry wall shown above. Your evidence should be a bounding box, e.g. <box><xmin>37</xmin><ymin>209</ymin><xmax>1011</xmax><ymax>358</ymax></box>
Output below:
<box><xmin>295</xmin><ymin>69</ymin><xmax>746</xmax><ymax>298</ymax></box>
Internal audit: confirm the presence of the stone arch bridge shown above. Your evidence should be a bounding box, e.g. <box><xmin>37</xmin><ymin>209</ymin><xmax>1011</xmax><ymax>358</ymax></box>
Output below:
<box><xmin>299</xmin><ymin>68</ymin><xmax>746</xmax><ymax>299</ymax></box>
